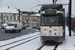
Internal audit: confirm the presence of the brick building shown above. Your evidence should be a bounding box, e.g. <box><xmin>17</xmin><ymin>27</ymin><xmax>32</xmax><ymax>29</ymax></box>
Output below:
<box><xmin>21</xmin><ymin>11</ymin><xmax>40</xmax><ymax>27</ymax></box>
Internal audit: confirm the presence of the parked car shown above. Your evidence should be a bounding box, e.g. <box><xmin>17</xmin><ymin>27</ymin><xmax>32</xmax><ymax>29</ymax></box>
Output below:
<box><xmin>26</xmin><ymin>25</ymin><xmax>29</xmax><ymax>27</ymax></box>
<box><xmin>32</xmin><ymin>25</ymin><xmax>37</xmax><ymax>29</ymax></box>
<box><xmin>2</xmin><ymin>23</ymin><xmax>7</xmax><ymax>27</ymax></box>
<box><xmin>5</xmin><ymin>22</ymin><xmax>22</xmax><ymax>33</ymax></box>
<box><xmin>37</xmin><ymin>25</ymin><xmax>40</xmax><ymax>30</ymax></box>
<box><xmin>0</xmin><ymin>25</ymin><xmax>5</xmax><ymax>29</ymax></box>
<box><xmin>22</xmin><ymin>25</ymin><xmax>26</xmax><ymax>29</ymax></box>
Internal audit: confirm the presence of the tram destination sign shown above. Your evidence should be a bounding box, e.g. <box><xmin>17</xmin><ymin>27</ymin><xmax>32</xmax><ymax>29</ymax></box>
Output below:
<box><xmin>45</xmin><ymin>10</ymin><xmax>56</xmax><ymax>14</ymax></box>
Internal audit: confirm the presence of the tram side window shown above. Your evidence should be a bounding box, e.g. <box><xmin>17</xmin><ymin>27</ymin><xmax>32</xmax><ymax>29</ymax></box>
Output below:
<box><xmin>58</xmin><ymin>16</ymin><xmax>63</xmax><ymax>26</ymax></box>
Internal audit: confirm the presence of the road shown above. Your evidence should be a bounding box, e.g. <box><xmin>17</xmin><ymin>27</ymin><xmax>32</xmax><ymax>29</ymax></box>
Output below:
<box><xmin>0</xmin><ymin>26</ymin><xmax>75</xmax><ymax>50</ymax></box>
<box><xmin>0</xmin><ymin>28</ymin><xmax>37</xmax><ymax>41</ymax></box>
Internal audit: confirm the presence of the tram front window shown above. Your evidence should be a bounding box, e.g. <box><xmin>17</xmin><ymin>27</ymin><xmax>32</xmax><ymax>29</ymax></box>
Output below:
<box><xmin>41</xmin><ymin>16</ymin><xmax>62</xmax><ymax>26</ymax></box>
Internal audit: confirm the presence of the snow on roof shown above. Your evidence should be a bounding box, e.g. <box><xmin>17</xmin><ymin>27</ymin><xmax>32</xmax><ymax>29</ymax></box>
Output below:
<box><xmin>30</xmin><ymin>13</ymin><xmax>40</xmax><ymax>16</ymax></box>
<box><xmin>22</xmin><ymin>13</ymin><xmax>40</xmax><ymax>17</ymax></box>
<box><xmin>0</xmin><ymin>6</ymin><xmax>18</xmax><ymax>13</ymax></box>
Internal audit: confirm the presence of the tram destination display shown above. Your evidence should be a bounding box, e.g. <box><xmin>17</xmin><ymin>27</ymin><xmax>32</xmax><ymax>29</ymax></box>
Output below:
<box><xmin>45</xmin><ymin>10</ymin><xmax>56</xmax><ymax>15</ymax></box>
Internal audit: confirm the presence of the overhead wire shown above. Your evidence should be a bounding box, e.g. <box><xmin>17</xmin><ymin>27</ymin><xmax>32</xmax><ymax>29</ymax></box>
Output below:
<box><xmin>37</xmin><ymin>0</ymin><xmax>42</xmax><ymax>4</ymax></box>
<box><xmin>59</xmin><ymin>0</ymin><xmax>62</xmax><ymax>4</ymax></box>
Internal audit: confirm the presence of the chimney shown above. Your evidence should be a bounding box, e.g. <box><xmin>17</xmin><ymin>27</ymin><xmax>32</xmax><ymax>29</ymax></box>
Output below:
<box><xmin>8</xmin><ymin>6</ymin><xmax>9</xmax><ymax>8</ymax></box>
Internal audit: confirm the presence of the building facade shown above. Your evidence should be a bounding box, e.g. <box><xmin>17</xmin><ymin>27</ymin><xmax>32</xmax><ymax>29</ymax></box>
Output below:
<box><xmin>0</xmin><ymin>6</ymin><xmax>22</xmax><ymax>25</ymax></box>
<box><xmin>0</xmin><ymin>13</ymin><xmax>22</xmax><ymax>25</ymax></box>
<box><xmin>21</xmin><ymin>12</ymin><xmax>40</xmax><ymax>27</ymax></box>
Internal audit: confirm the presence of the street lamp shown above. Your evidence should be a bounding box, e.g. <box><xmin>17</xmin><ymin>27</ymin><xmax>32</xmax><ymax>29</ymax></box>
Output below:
<box><xmin>17</xmin><ymin>9</ymin><xmax>21</xmax><ymax>23</ymax></box>
<box><xmin>15</xmin><ymin>8</ymin><xmax>21</xmax><ymax>23</ymax></box>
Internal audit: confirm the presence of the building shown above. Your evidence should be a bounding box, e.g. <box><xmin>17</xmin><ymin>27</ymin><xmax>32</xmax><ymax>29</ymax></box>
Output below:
<box><xmin>21</xmin><ymin>11</ymin><xmax>40</xmax><ymax>27</ymax></box>
<box><xmin>0</xmin><ymin>6</ymin><xmax>22</xmax><ymax>25</ymax></box>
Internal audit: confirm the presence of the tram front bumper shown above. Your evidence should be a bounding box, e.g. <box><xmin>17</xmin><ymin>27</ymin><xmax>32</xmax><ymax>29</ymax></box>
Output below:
<box><xmin>40</xmin><ymin>36</ymin><xmax>64</xmax><ymax>42</ymax></box>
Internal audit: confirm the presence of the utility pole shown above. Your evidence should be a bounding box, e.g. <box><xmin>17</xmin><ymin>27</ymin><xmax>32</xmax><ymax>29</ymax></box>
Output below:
<box><xmin>69</xmin><ymin>0</ymin><xmax>72</xmax><ymax>36</ymax></box>
<box><xmin>53</xmin><ymin>0</ymin><xmax>54</xmax><ymax>4</ymax></box>
<box><xmin>53</xmin><ymin>0</ymin><xmax>57</xmax><ymax>4</ymax></box>
<box><xmin>1</xmin><ymin>13</ymin><xmax>3</xmax><ymax>25</ymax></box>
<box><xmin>18</xmin><ymin>9</ymin><xmax>20</xmax><ymax>23</ymax></box>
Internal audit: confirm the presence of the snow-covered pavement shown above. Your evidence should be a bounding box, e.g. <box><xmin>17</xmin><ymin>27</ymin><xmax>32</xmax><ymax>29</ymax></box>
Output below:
<box><xmin>10</xmin><ymin>37</ymin><xmax>41</xmax><ymax>50</ymax></box>
<box><xmin>0</xmin><ymin>32</ymin><xmax>40</xmax><ymax>50</ymax></box>
<box><xmin>57</xmin><ymin>36</ymin><xmax>75</xmax><ymax>50</ymax></box>
<box><xmin>0</xmin><ymin>26</ymin><xmax>75</xmax><ymax>50</ymax></box>
<box><xmin>57</xmin><ymin>26</ymin><xmax>75</xmax><ymax>50</ymax></box>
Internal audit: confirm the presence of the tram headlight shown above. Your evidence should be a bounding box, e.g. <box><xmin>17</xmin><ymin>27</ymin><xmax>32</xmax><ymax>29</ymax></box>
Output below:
<box><xmin>44</xmin><ymin>33</ymin><xmax>46</xmax><ymax>35</ymax></box>
<box><xmin>53</xmin><ymin>29</ymin><xmax>57</xmax><ymax>31</ymax></box>
<box><xmin>44</xmin><ymin>29</ymin><xmax>48</xmax><ymax>31</ymax></box>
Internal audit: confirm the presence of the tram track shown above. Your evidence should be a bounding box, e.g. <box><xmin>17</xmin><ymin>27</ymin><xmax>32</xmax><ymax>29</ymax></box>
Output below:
<box><xmin>53</xmin><ymin>44</ymin><xmax>59</xmax><ymax>50</ymax></box>
<box><xmin>37</xmin><ymin>43</ymin><xmax>46</xmax><ymax>50</ymax></box>
<box><xmin>0</xmin><ymin>34</ymin><xmax>40</xmax><ymax>50</ymax></box>
<box><xmin>37</xmin><ymin>42</ymin><xmax>60</xmax><ymax>50</ymax></box>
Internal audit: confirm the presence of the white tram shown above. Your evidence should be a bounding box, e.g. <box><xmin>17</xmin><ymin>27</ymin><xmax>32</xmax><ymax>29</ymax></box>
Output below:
<box><xmin>39</xmin><ymin>4</ymin><xmax>65</xmax><ymax>44</ymax></box>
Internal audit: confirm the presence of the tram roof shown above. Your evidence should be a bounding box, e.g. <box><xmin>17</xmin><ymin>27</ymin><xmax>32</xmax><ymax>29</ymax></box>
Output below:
<box><xmin>41</xmin><ymin>4</ymin><xmax>63</xmax><ymax>10</ymax></box>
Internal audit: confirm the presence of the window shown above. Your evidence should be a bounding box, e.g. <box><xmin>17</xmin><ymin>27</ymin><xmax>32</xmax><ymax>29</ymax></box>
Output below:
<box><xmin>41</xmin><ymin>16</ymin><xmax>60</xmax><ymax>26</ymax></box>
<box><xmin>4</xmin><ymin>20</ymin><xmax>5</xmax><ymax>23</ymax></box>
<box><xmin>10</xmin><ymin>16</ymin><xmax>12</xmax><ymax>20</ymax></box>
<box><xmin>33</xmin><ymin>18</ymin><xmax>34</xmax><ymax>21</ymax></box>
<box><xmin>17</xmin><ymin>16</ymin><xmax>19</xmax><ymax>20</ymax></box>
<box><xmin>28</xmin><ymin>18</ymin><xmax>30</xmax><ymax>21</ymax></box>
<box><xmin>7</xmin><ymin>16</ymin><xmax>8</xmax><ymax>20</ymax></box>
<box><xmin>14</xmin><ymin>16</ymin><xmax>16</xmax><ymax>20</ymax></box>
<box><xmin>35</xmin><ymin>19</ymin><xmax>37</xmax><ymax>21</ymax></box>
<box><xmin>26</xmin><ymin>20</ymin><xmax>28</xmax><ymax>23</ymax></box>
<box><xmin>22</xmin><ymin>17</ymin><xmax>24</xmax><ymax>21</ymax></box>
<box><xmin>25</xmin><ymin>18</ymin><xmax>27</xmax><ymax>20</ymax></box>
<box><xmin>38</xmin><ymin>19</ymin><xmax>40</xmax><ymax>21</ymax></box>
<box><xmin>36</xmin><ymin>23</ymin><xmax>37</xmax><ymax>25</ymax></box>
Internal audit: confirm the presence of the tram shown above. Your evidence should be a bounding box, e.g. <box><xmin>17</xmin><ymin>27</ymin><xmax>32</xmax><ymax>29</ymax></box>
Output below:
<box><xmin>39</xmin><ymin>4</ymin><xmax>65</xmax><ymax>44</ymax></box>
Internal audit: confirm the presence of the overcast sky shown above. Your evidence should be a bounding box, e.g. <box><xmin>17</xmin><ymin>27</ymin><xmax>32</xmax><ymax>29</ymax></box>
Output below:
<box><xmin>0</xmin><ymin>0</ymin><xmax>75</xmax><ymax>16</ymax></box>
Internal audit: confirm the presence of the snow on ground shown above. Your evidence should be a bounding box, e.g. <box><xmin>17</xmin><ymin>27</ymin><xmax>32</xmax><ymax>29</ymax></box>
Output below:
<box><xmin>0</xmin><ymin>32</ymin><xmax>40</xmax><ymax>46</ymax></box>
<box><xmin>0</xmin><ymin>32</ymin><xmax>40</xmax><ymax>50</ymax></box>
<box><xmin>10</xmin><ymin>37</ymin><xmax>42</xmax><ymax>50</ymax></box>
<box><xmin>41</xmin><ymin>45</ymin><xmax>55</xmax><ymax>50</ymax></box>
<box><xmin>57</xmin><ymin>26</ymin><xmax>75</xmax><ymax>50</ymax></box>
<box><xmin>1</xmin><ymin>35</ymin><xmax>40</xmax><ymax>50</ymax></box>
<box><xmin>57</xmin><ymin>37</ymin><xmax>75</xmax><ymax>50</ymax></box>
<box><xmin>65</xmin><ymin>26</ymin><xmax>74</xmax><ymax>36</ymax></box>
<box><xmin>0</xmin><ymin>26</ymin><xmax>75</xmax><ymax>50</ymax></box>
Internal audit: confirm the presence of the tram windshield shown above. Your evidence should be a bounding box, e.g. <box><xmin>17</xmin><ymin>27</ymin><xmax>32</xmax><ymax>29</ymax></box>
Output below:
<box><xmin>41</xmin><ymin>15</ymin><xmax>63</xmax><ymax>26</ymax></box>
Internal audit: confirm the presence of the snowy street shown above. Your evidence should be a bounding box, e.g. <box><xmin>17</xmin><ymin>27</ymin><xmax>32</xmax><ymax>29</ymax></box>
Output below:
<box><xmin>0</xmin><ymin>26</ymin><xmax>75</xmax><ymax>50</ymax></box>
<box><xmin>0</xmin><ymin>0</ymin><xmax>75</xmax><ymax>50</ymax></box>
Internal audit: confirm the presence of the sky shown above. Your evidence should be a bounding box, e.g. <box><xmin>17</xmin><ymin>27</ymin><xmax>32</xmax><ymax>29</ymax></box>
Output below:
<box><xmin>0</xmin><ymin>0</ymin><xmax>75</xmax><ymax>16</ymax></box>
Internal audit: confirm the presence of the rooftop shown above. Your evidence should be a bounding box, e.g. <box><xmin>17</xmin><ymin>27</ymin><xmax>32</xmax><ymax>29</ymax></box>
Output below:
<box><xmin>0</xmin><ymin>6</ymin><xmax>18</xmax><ymax>13</ymax></box>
